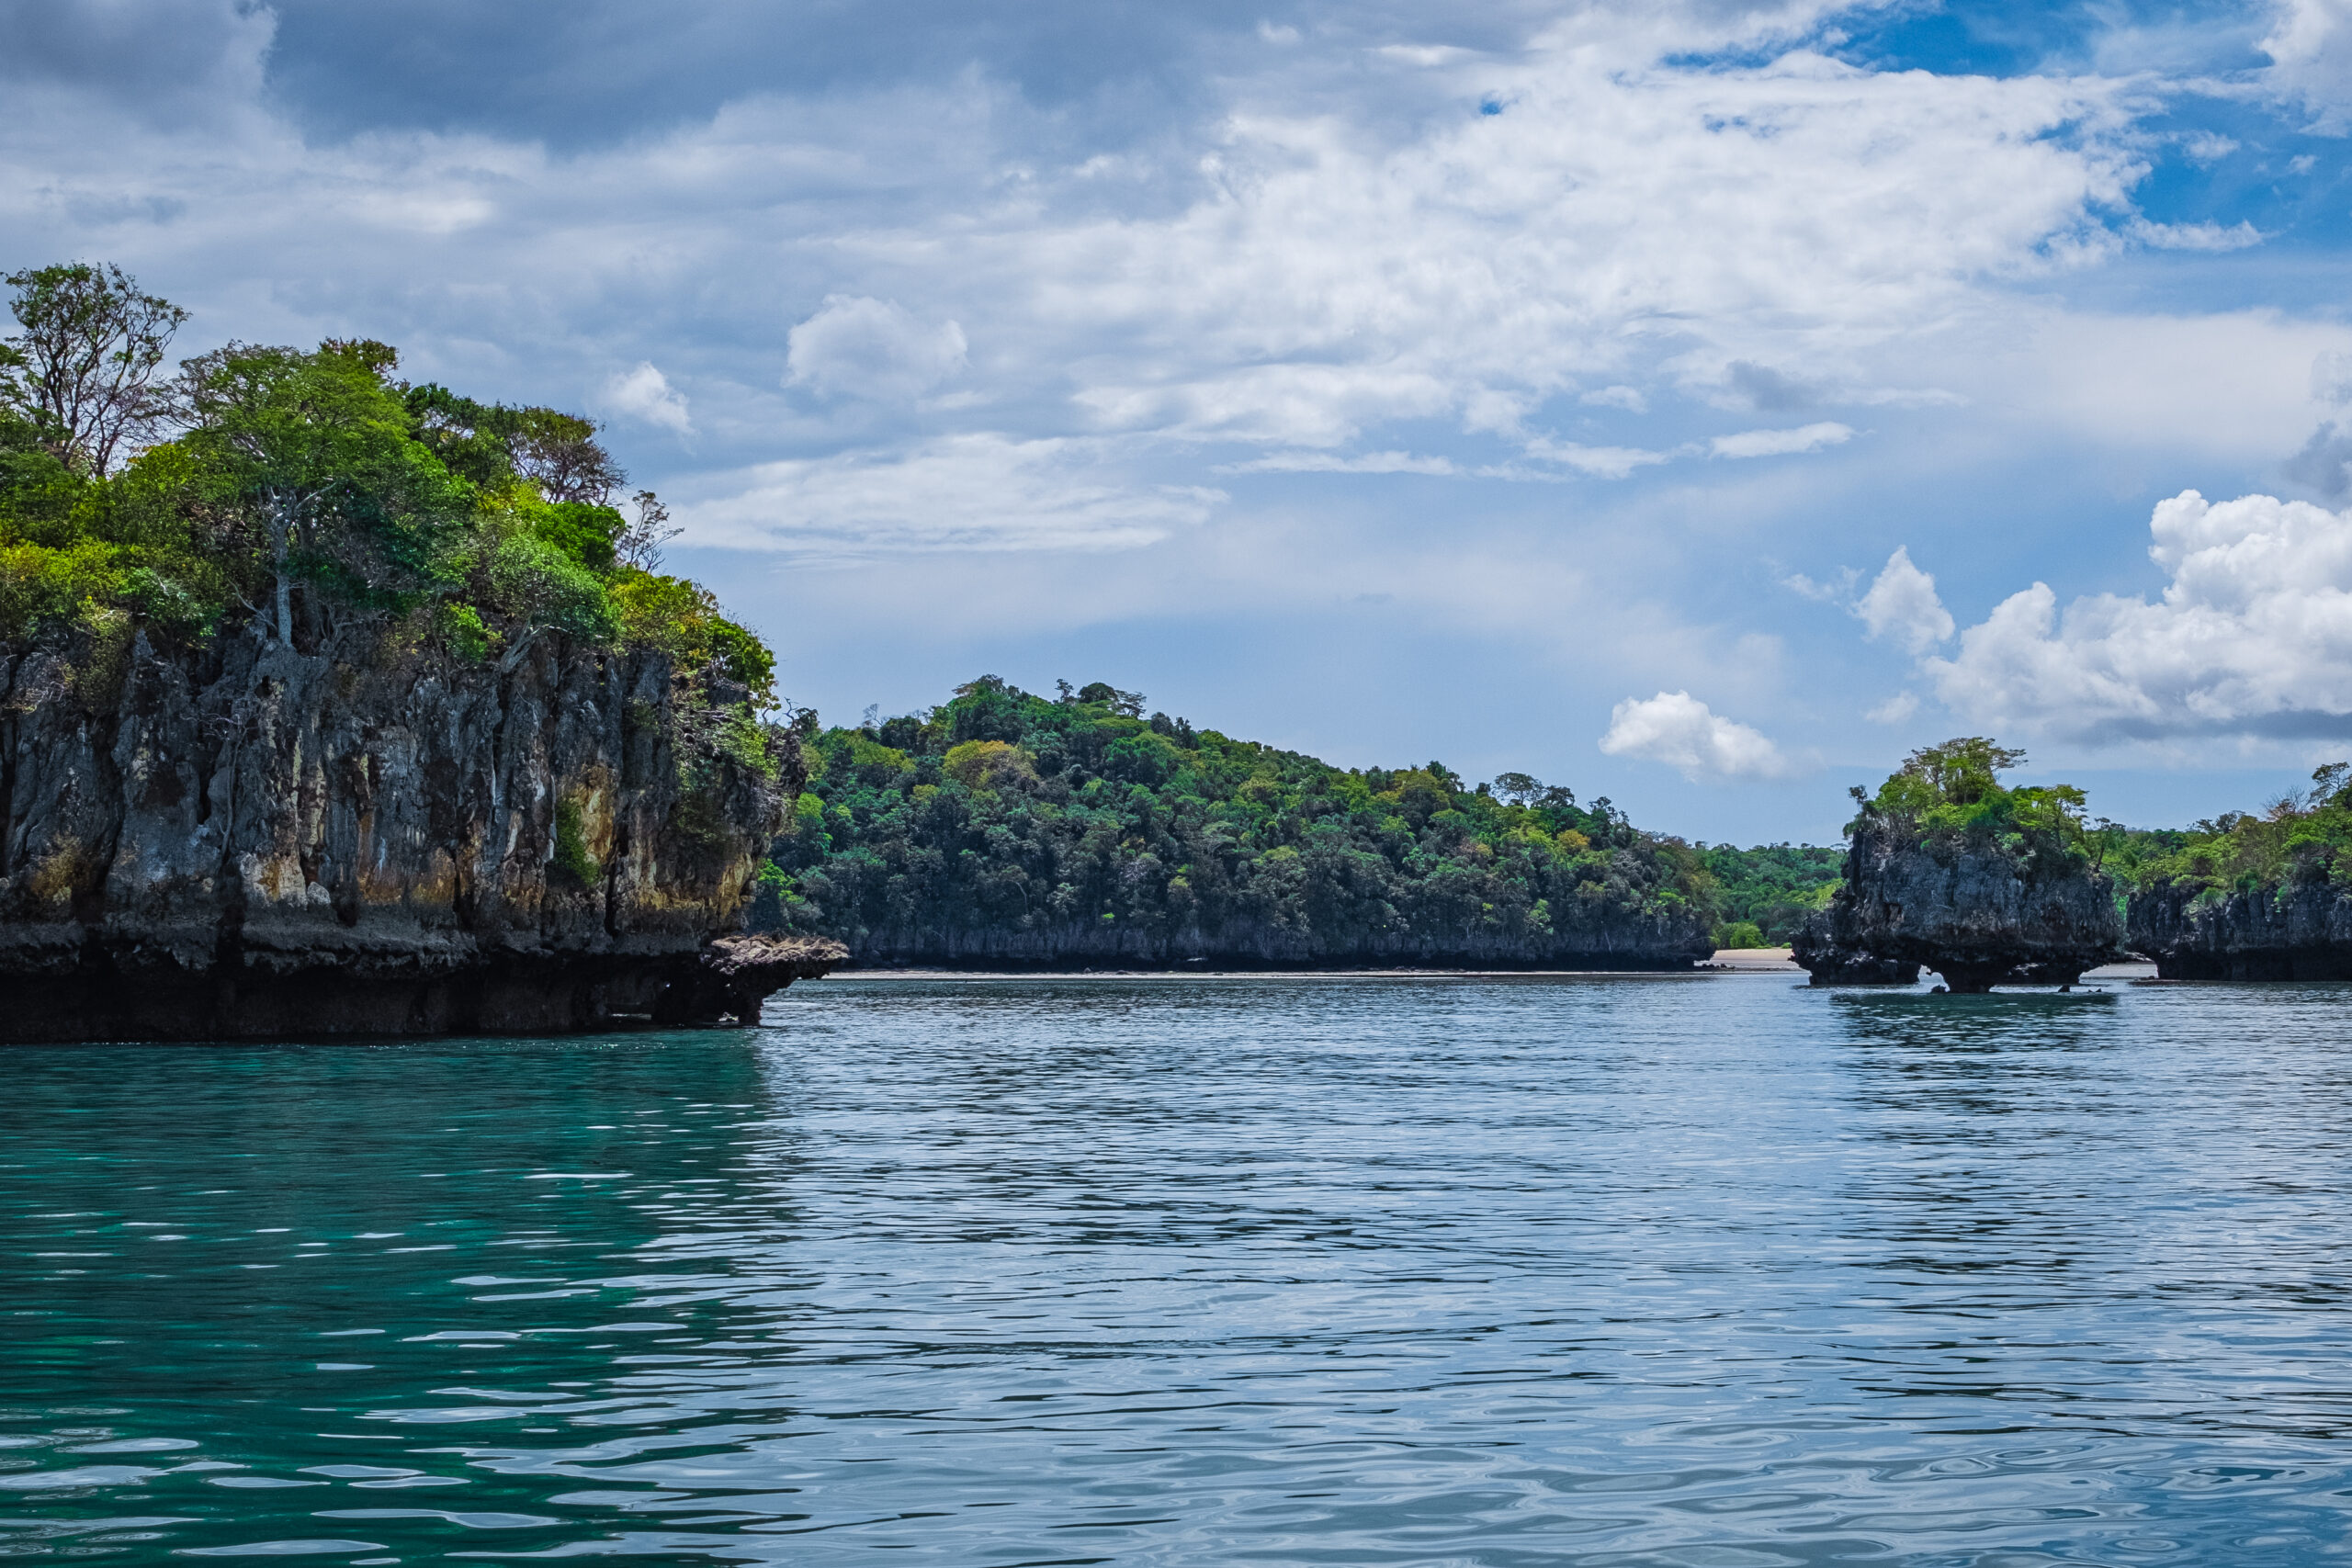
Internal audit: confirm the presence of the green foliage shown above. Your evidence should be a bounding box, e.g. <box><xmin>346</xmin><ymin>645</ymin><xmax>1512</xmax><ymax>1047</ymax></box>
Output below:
<box><xmin>553</xmin><ymin>797</ymin><xmax>601</xmax><ymax>886</ymax></box>
<box><xmin>1</xmin><ymin>261</ymin><xmax>187</xmax><ymax>477</ymax></box>
<box><xmin>1860</xmin><ymin>737</ymin><xmax>2093</xmax><ymax>869</ymax></box>
<box><xmin>533</xmin><ymin>500</ymin><xmax>626</xmax><ymax>571</ymax></box>
<box><xmin>1715</xmin><ymin>920</ymin><xmax>1767</xmax><ymax>949</ymax></box>
<box><xmin>2129</xmin><ymin>762</ymin><xmax>2352</xmax><ymax>897</ymax></box>
<box><xmin>607</xmin><ymin>570</ymin><xmax>775</xmax><ymax>705</ymax></box>
<box><xmin>763</xmin><ymin>676</ymin><xmax>1716</xmax><ymax>957</ymax></box>
<box><xmin>436</xmin><ymin>602</ymin><xmax>493</xmax><ymax>664</ymax></box>
<box><xmin>0</xmin><ymin>261</ymin><xmax>775</xmax><ymax>734</ymax></box>
<box><xmin>1700</xmin><ymin>842</ymin><xmax>1841</xmax><ymax>944</ymax></box>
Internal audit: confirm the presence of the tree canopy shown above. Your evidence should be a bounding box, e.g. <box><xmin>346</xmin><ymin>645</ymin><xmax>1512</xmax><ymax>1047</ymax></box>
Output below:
<box><xmin>0</xmin><ymin>262</ymin><xmax>773</xmax><ymax>718</ymax></box>
<box><xmin>758</xmin><ymin>675</ymin><xmax>1719</xmax><ymax>963</ymax></box>
<box><xmin>0</xmin><ymin>261</ymin><xmax>187</xmax><ymax>478</ymax></box>
<box><xmin>2120</xmin><ymin>761</ymin><xmax>2352</xmax><ymax>897</ymax></box>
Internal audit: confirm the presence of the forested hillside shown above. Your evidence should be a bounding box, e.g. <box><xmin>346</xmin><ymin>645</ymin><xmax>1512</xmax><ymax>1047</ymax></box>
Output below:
<box><xmin>1700</xmin><ymin>844</ymin><xmax>1841</xmax><ymax>946</ymax></box>
<box><xmin>756</xmin><ymin>677</ymin><xmax>1721</xmax><ymax>967</ymax></box>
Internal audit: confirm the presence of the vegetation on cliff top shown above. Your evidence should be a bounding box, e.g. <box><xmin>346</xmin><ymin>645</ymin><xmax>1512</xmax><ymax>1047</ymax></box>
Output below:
<box><xmin>757</xmin><ymin>675</ymin><xmax>1719</xmax><ymax>959</ymax></box>
<box><xmin>2121</xmin><ymin>762</ymin><xmax>2352</xmax><ymax>897</ymax></box>
<box><xmin>1853</xmin><ymin>737</ymin><xmax>2112</xmax><ymax>874</ymax></box>
<box><xmin>0</xmin><ymin>261</ymin><xmax>776</xmax><ymax>740</ymax></box>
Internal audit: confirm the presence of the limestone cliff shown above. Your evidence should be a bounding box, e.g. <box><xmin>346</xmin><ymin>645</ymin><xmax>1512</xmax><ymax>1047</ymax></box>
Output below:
<box><xmin>1799</xmin><ymin>816</ymin><xmax>2122</xmax><ymax>991</ymax></box>
<box><xmin>2128</xmin><ymin>880</ymin><xmax>2352</xmax><ymax>980</ymax></box>
<box><xmin>1789</xmin><ymin>909</ymin><xmax>1918</xmax><ymax>986</ymax></box>
<box><xmin>0</xmin><ymin>628</ymin><xmax>837</xmax><ymax>1041</ymax></box>
<box><xmin>825</xmin><ymin>910</ymin><xmax>1714</xmax><ymax>971</ymax></box>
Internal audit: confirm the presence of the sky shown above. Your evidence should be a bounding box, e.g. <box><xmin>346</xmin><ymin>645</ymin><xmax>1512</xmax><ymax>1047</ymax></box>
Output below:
<box><xmin>5</xmin><ymin>0</ymin><xmax>2351</xmax><ymax>842</ymax></box>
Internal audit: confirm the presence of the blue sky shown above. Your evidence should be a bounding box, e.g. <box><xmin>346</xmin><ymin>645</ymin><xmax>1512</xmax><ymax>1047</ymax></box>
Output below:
<box><xmin>6</xmin><ymin>0</ymin><xmax>2352</xmax><ymax>841</ymax></box>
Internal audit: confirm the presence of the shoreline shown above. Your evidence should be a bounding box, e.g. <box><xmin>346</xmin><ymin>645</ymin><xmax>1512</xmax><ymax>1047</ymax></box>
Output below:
<box><xmin>822</xmin><ymin>950</ymin><xmax>2164</xmax><ymax>982</ymax></box>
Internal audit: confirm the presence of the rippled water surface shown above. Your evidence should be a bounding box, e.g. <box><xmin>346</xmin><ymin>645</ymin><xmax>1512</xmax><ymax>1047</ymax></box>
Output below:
<box><xmin>5</xmin><ymin>974</ymin><xmax>2352</xmax><ymax>1564</ymax></box>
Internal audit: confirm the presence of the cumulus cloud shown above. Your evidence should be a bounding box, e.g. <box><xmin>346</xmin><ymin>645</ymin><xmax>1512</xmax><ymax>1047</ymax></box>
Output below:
<box><xmin>786</xmin><ymin>295</ymin><xmax>967</xmax><ymax>402</ymax></box>
<box><xmin>0</xmin><ymin>0</ymin><xmax>2310</xmax><ymax>582</ymax></box>
<box><xmin>1927</xmin><ymin>490</ymin><xmax>2352</xmax><ymax>744</ymax></box>
<box><xmin>598</xmin><ymin>362</ymin><xmax>693</xmax><ymax>435</ymax></box>
<box><xmin>679</xmin><ymin>434</ymin><xmax>1223</xmax><ymax>558</ymax></box>
<box><xmin>1856</xmin><ymin>547</ymin><xmax>1954</xmax><ymax>655</ymax></box>
<box><xmin>2263</xmin><ymin>0</ymin><xmax>2352</xmax><ymax>125</ymax></box>
<box><xmin>1037</xmin><ymin>41</ymin><xmax>2143</xmax><ymax>450</ymax></box>
<box><xmin>1599</xmin><ymin>691</ymin><xmax>1795</xmax><ymax>781</ymax></box>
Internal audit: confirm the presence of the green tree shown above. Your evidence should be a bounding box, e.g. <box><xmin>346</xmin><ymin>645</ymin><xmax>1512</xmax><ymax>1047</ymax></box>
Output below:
<box><xmin>175</xmin><ymin>340</ymin><xmax>441</xmax><ymax>643</ymax></box>
<box><xmin>0</xmin><ymin>262</ymin><xmax>188</xmax><ymax>477</ymax></box>
<box><xmin>759</xmin><ymin>675</ymin><xmax>1718</xmax><ymax>963</ymax></box>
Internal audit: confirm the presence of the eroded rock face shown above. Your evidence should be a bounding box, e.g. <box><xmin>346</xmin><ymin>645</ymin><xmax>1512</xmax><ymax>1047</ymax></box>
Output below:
<box><xmin>1790</xmin><ymin>910</ymin><xmax>1919</xmax><ymax>986</ymax></box>
<box><xmin>822</xmin><ymin>915</ymin><xmax>1715</xmax><ymax>971</ymax></box>
<box><xmin>1800</xmin><ymin>818</ymin><xmax>2122</xmax><ymax>992</ymax></box>
<box><xmin>2128</xmin><ymin>880</ymin><xmax>2352</xmax><ymax>980</ymax></box>
<box><xmin>0</xmin><ymin>628</ymin><xmax>822</xmax><ymax>1041</ymax></box>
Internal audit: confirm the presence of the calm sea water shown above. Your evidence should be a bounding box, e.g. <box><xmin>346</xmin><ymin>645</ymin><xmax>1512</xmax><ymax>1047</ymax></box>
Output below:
<box><xmin>4</xmin><ymin>973</ymin><xmax>2350</xmax><ymax>1565</ymax></box>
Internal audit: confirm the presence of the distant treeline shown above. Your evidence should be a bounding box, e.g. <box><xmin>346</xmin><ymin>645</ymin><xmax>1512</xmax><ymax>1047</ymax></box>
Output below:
<box><xmin>1700</xmin><ymin>844</ymin><xmax>1842</xmax><ymax>947</ymax></box>
<box><xmin>757</xmin><ymin>694</ymin><xmax>2352</xmax><ymax>964</ymax></box>
<box><xmin>755</xmin><ymin>676</ymin><xmax>1761</xmax><ymax>966</ymax></box>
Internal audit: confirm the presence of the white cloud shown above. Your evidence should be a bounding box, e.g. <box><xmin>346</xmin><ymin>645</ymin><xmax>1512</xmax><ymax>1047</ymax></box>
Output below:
<box><xmin>2180</xmin><ymin>131</ymin><xmax>2240</xmax><ymax>164</ymax></box>
<box><xmin>1866</xmin><ymin>691</ymin><xmax>1920</xmax><ymax>723</ymax></box>
<box><xmin>1782</xmin><ymin>566</ymin><xmax>1860</xmax><ymax>603</ymax></box>
<box><xmin>1522</xmin><ymin>435</ymin><xmax>1672</xmax><ymax>478</ymax></box>
<box><xmin>0</xmin><ymin>0</ymin><xmax>2315</xmax><ymax>590</ymax></box>
<box><xmin>1927</xmin><ymin>490</ymin><xmax>2352</xmax><ymax>744</ymax></box>
<box><xmin>1710</xmin><ymin>422</ymin><xmax>1854</xmax><ymax>459</ymax></box>
<box><xmin>1580</xmin><ymin>385</ymin><xmax>1647</xmax><ymax>412</ymax></box>
<box><xmin>2263</xmin><ymin>0</ymin><xmax>2352</xmax><ymax>125</ymax></box>
<box><xmin>1218</xmin><ymin>450</ymin><xmax>1456</xmax><ymax>475</ymax></box>
<box><xmin>2313</xmin><ymin>349</ymin><xmax>2352</xmax><ymax>404</ymax></box>
<box><xmin>1026</xmin><ymin>44</ymin><xmax>2142</xmax><ymax>450</ymax></box>
<box><xmin>786</xmin><ymin>295</ymin><xmax>968</xmax><ymax>402</ymax></box>
<box><xmin>1996</xmin><ymin>309</ymin><xmax>2352</xmax><ymax>461</ymax></box>
<box><xmin>1856</xmin><ymin>547</ymin><xmax>1954</xmax><ymax>655</ymax></box>
<box><xmin>599</xmin><ymin>362</ymin><xmax>693</xmax><ymax>435</ymax></box>
<box><xmin>679</xmin><ymin>434</ymin><xmax>1223</xmax><ymax>558</ymax></box>
<box><xmin>2125</xmin><ymin>217</ymin><xmax>2263</xmax><ymax>252</ymax></box>
<box><xmin>1599</xmin><ymin>690</ymin><xmax>1796</xmax><ymax>780</ymax></box>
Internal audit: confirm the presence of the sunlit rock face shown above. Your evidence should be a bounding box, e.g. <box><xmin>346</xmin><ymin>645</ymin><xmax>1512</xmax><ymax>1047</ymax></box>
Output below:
<box><xmin>2129</xmin><ymin>882</ymin><xmax>2352</xmax><ymax>981</ymax></box>
<box><xmin>1801</xmin><ymin>817</ymin><xmax>2123</xmax><ymax>993</ymax></box>
<box><xmin>0</xmin><ymin>629</ymin><xmax>832</xmax><ymax>1040</ymax></box>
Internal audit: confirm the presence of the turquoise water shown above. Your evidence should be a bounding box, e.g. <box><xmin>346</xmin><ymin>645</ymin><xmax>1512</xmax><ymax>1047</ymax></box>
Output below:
<box><xmin>3</xmin><ymin>973</ymin><xmax>2350</xmax><ymax>1564</ymax></box>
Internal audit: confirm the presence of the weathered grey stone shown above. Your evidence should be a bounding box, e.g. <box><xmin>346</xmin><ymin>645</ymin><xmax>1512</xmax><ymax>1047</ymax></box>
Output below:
<box><xmin>1802</xmin><ymin>817</ymin><xmax>2122</xmax><ymax>992</ymax></box>
<box><xmin>0</xmin><ymin>626</ymin><xmax>833</xmax><ymax>1040</ymax></box>
<box><xmin>2128</xmin><ymin>879</ymin><xmax>2352</xmax><ymax>980</ymax></box>
<box><xmin>1790</xmin><ymin>910</ymin><xmax>1919</xmax><ymax>986</ymax></box>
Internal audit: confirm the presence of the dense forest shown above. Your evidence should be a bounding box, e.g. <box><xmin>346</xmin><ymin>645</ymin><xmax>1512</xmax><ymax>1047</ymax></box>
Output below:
<box><xmin>0</xmin><ymin>261</ymin><xmax>778</xmax><ymax>759</ymax></box>
<box><xmin>1700</xmin><ymin>844</ymin><xmax>1841</xmax><ymax>946</ymax></box>
<box><xmin>754</xmin><ymin>676</ymin><xmax>1800</xmax><ymax>966</ymax></box>
<box><xmin>2118</xmin><ymin>763</ymin><xmax>2352</xmax><ymax>897</ymax></box>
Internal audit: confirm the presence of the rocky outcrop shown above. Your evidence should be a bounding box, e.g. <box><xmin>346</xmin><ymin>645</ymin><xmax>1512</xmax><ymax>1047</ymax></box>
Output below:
<box><xmin>1790</xmin><ymin>910</ymin><xmax>1918</xmax><ymax>986</ymax></box>
<box><xmin>816</xmin><ymin>911</ymin><xmax>1713</xmax><ymax>971</ymax></box>
<box><xmin>0</xmin><ymin>627</ymin><xmax>832</xmax><ymax>1041</ymax></box>
<box><xmin>654</xmin><ymin>933</ymin><xmax>848</xmax><ymax>1021</ymax></box>
<box><xmin>2128</xmin><ymin>879</ymin><xmax>2352</xmax><ymax>980</ymax></box>
<box><xmin>1799</xmin><ymin>818</ymin><xmax>2122</xmax><ymax>992</ymax></box>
